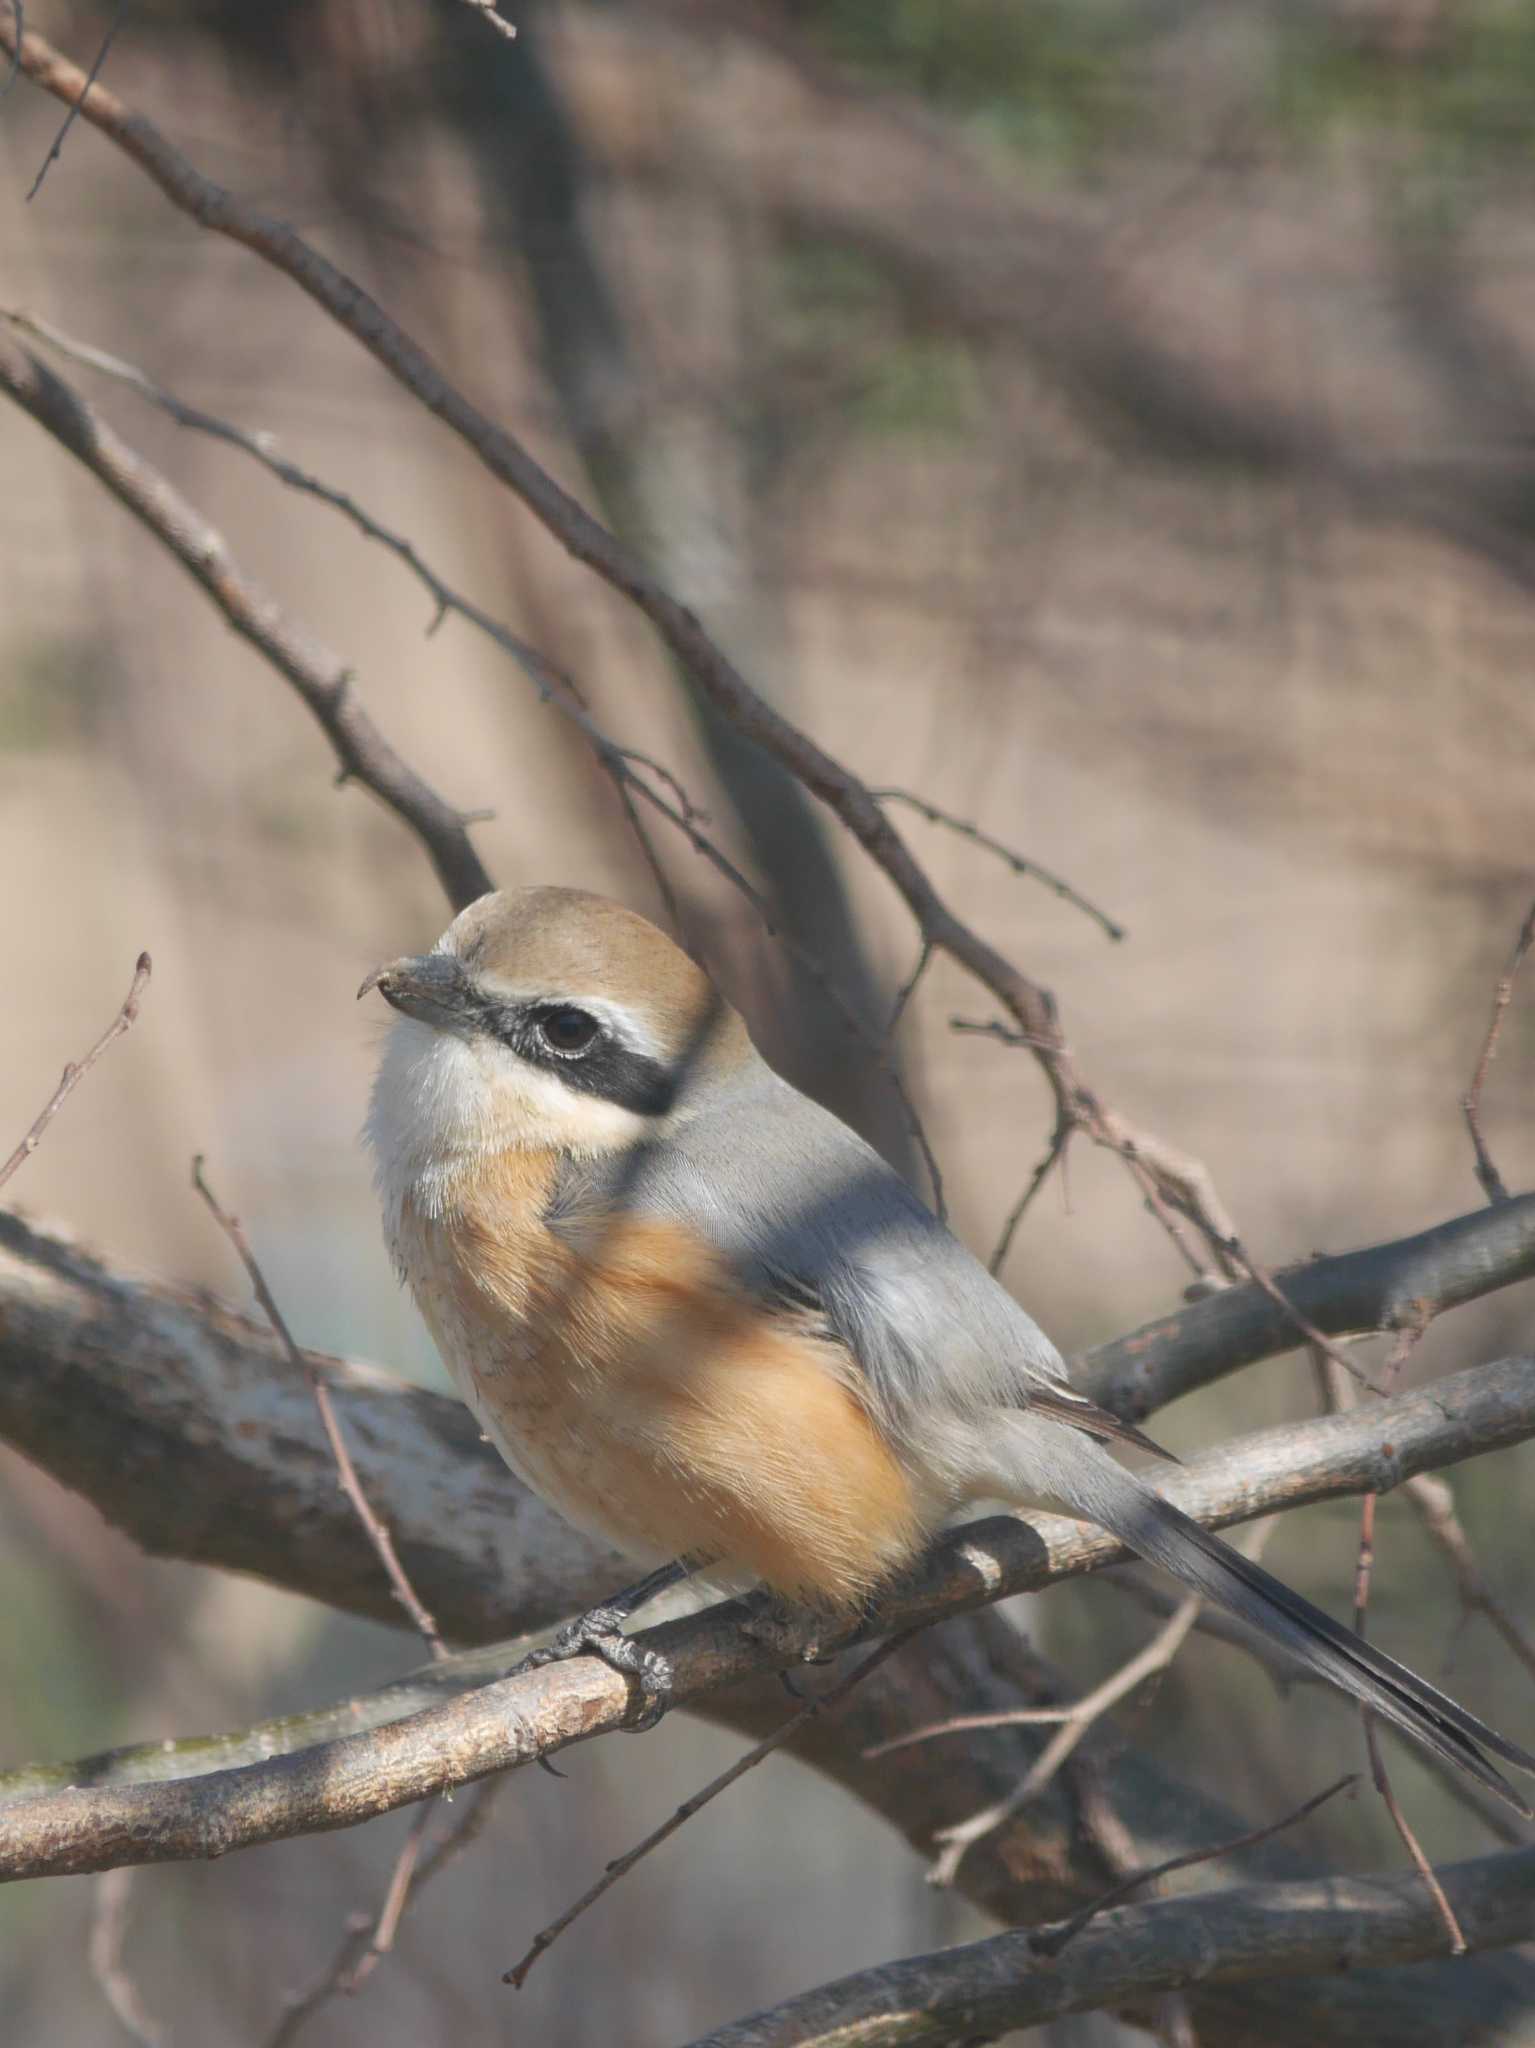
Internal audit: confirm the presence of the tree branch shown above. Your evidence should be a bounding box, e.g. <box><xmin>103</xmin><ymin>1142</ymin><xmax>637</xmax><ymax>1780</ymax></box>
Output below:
<box><xmin>0</xmin><ymin>9</ymin><xmax>1251</xmax><ymax>1264</ymax></box>
<box><xmin>3</xmin><ymin>1341</ymin><xmax>1532</xmax><ymax>1881</ymax></box>
<box><xmin>0</xmin><ymin>330</ymin><xmax>492</xmax><ymax>912</ymax></box>
<box><xmin>681</xmin><ymin>1845</ymin><xmax>1535</xmax><ymax>2048</ymax></box>
<box><xmin>1078</xmin><ymin>1191</ymin><xmax>1535</xmax><ymax>1422</ymax></box>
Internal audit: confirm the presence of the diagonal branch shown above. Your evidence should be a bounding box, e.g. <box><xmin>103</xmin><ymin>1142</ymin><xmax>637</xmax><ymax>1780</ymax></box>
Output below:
<box><xmin>3</xmin><ymin>1346</ymin><xmax>1533</xmax><ymax>1882</ymax></box>
<box><xmin>0</xmin><ymin>10</ymin><xmax>1246</xmax><ymax>1264</ymax></box>
<box><xmin>1077</xmin><ymin>1190</ymin><xmax>1535</xmax><ymax>1422</ymax></box>
<box><xmin>679</xmin><ymin>1845</ymin><xmax>1535</xmax><ymax>2048</ymax></box>
<box><xmin>0</xmin><ymin>952</ymin><xmax>149</xmax><ymax>1193</ymax></box>
<box><xmin>0</xmin><ymin>330</ymin><xmax>492</xmax><ymax>913</ymax></box>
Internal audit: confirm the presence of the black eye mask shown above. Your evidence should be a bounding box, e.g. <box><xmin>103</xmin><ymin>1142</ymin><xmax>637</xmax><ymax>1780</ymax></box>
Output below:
<box><xmin>481</xmin><ymin>995</ymin><xmax>678</xmax><ymax>1118</ymax></box>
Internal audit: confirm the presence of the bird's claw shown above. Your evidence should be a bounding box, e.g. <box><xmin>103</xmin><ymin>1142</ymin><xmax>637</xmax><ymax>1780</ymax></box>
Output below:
<box><xmin>519</xmin><ymin>1611</ymin><xmax>674</xmax><ymax>1730</ymax></box>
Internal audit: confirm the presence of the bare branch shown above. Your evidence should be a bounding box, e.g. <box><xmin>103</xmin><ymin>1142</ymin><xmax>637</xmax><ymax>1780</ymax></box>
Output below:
<box><xmin>870</xmin><ymin>789</ymin><xmax>1126</xmax><ymax>942</ymax></box>
<box><xmin>1405</xmin><ymin>1471</ymin><xmax>1535</xmax><ymax>1686</ymax></box>
<box><xmin>0</xmin><ymin>2</ymin><xmax>20</xmax><ymax>106</ymax></box>
<box><xmin>925</xmin><ymin>1595</ymin><xmax>1204</xmax><ymax>1888</ymax></box>
<box><xmin>0</xmin><ymin>331</ymin><xmax>492</xmax><ymax>912</ymax></box>
<box><xmin>0</xmin><ymin>9</ymin><xmax>1246</xmax><ymax>1267</ymax></box>
<box><xmin>505</xmin><ymin>1633</ymin><xmax>914</xmax><ymax>1990</ymax></box>
<box><xmin>3</xmin><ymin>1348</ymin><xmax>1534</xmax><ymax>1882</ymax></box>
<box><xmin>452</xmin><ymin>0</ymin><xmax>517</xmax><ymax>41</ymax></box>
<box><xmin>0</xmin><ymin>953</ymin><xmax>149</xmax><ymax>1194</ymax></box>
<box><xmin>1464</xmin><ymin>896</ymin><xmax>1535</xmax><ymax>1205</ymax></box>
<box><xmin>987</xmin><ymin>1114</ymin><xmax>1071</xmax><ymax>1278</ymax></box>
<box><xmin>23</xmin><ymin>0</ymin><xmax>123</xmax><ymax>202</ymax></box>
<box><xmin>87</xmin><ymin>1868</ymin><xmax>163</xmax><ymax>2048</ymax></box>
<box><xmin>267</xmin><ymin>1780</ymin><xmax>505</xmax><ymax>2048</ymax></box>
<box><xmin>680</xmin><ymin>1844</ymin><xmax>1535</xmax><ymax>2048</ymax></box>
<box><xmin>1032</xmin><ymin>1772</ymin><xmax>1358</xmax><ymax>1961</ymax></box>
<box><xmin>191</xmin><ymin>1158</ymin><xmax>446</xmax><ymax>1661</ymax></box>
<box><xmin>1078</xmin><ymin>1191</ymin><xmax>1535</xmax><ymax>1422</ymax></box>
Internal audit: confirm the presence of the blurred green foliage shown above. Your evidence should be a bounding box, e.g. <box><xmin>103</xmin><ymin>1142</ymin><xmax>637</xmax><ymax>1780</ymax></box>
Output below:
<box><xmin>0</xmin><ymin>638</ymin><xmax>110</xmax><ymax>751</ymax></box>
<box><xmin>807</xmin><ymin>0</ymin><xmax>1150</xmax><ymax>163</ymax></box>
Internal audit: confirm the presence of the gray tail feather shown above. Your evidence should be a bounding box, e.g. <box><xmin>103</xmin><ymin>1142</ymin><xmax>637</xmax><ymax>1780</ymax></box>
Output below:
<box><xmin>1099</xmin><ymin>1484</ymin><xmax>1535</xmax><ymax>1815</ymax></box>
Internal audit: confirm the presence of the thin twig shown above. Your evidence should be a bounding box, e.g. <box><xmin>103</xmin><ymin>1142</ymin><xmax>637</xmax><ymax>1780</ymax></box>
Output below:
<box><xmin>0</xmin><ymin>333</ymin><xmax>492</xmax><ymax>912</ymax></box>
<box><xmin>1363</xmin><ymin>1711</ymin><xmax>1467</xmax><ymax>1952</ymax></box>
<box><xmin>886</xmin><ymin>938</ymin><xmax>933</xmax><ymax>1041</ymax></box>
<box><xmin>989</xmin><ymin>1114</ymin><xmax>1071</xmax><ymax>1276</ymax></box>
<box><xmin>1405</xmin><ymin>1471</ymin><xmax>1535</xmax><ymax>1686</ymax></box>
<box><xmin>1314</xmin><ymin>1316</ymin><xmax>1466</xmax><ymax>1953</ymax></box>
<box><xmin>0</xmin><ymin>1</ymin><xmax>21</xmax><ymax>105</ymax></box>
<box><xmin>24</xmin><ymin>0</ymin><xmax>124</xmax><ymax>202</ymax></box>
<box><xmin>0</xmin><ymin>953</ymin><xmax>150</xmax><ymax>1194</ymax></box>
<box><xmin>923</xmin><ymin>1595</ymin><xmax>1204</xmax><ymax>1887</ymax></box>
<box><xmin>267</xmin><ymin>1779</ymin><xmax>505</xmax><ymax>2048</ymax></box>
<box><xmin>87</xmin><ymin>1867</ymin><xmax>163</xmax><ymax>2048</ymax></box>
<box><xmin>0</xmin><ymin>12</ymin><xmax>1253</xmax><ymax>1280</ymax></box>
<box><xmin>1463</xmin><ymin>896</ymin><xmax>1535</xmax><ymax>1205</ymax></box>
<box><xmin>948</xmin><ymin>1014</ymin><xmax>1057</xmax><ymax>1054</ymax></box>
<box><xmin>1225</xmin><ymin>1237</ymin><xmax>1388</xmax><ymax>1393</ymax></box>
<box><xmin>0</xmin><ymin>318</ymin><xmax>939</xmax><ymax>1211</ymax></box>
<box><xmin>190</xmin><ymin>1156</ymin><xmax>446</xmax><ymax>1660</ymax></box>
<box><xmin>454</xmin><ymin>0</ymin><xmax>517</xmax><ymax>39</ymax></box>
<box><xmin>1029</xmin><ymin>1772</ymin><xmax>1358</xmax><ymax>1959</ymax></box>
<box><xmin>871</xmin><ymin>788</ymin><xmax>1126</xmax><ymax>942</ymax></box>
<box><xmin>504</xmin><ymin>1632</ymin><xmax>915</xmax><ymax>1989</ymax></box>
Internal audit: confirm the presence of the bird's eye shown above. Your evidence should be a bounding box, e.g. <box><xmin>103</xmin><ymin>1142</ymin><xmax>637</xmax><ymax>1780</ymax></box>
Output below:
<box><xmin>535</xmin><ymin>1006</ymin><xmax>600</xmax><ymax>1056</ymax></box>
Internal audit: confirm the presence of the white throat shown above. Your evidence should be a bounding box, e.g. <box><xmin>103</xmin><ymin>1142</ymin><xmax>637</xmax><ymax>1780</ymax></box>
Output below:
<box><xmin>364</xmin><ymin>1015</ymin><xmax>660</xmax><ymax>1231</ymax></box>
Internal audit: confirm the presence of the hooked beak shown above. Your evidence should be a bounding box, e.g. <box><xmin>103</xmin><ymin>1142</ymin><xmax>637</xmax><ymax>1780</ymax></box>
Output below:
<box><xmin>357</xmin><ymin>953</ymin><xmax>475</xmax><ymax>1029</ymax></box>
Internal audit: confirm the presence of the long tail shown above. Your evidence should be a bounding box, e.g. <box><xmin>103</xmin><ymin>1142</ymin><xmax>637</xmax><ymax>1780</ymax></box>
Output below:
<box><xmin>1089</xmin><ymin>1475</ymin><xmax>1535</xmax><ymax>1813</ymax></box>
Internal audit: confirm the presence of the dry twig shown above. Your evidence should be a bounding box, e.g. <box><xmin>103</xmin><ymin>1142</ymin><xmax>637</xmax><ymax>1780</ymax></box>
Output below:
<box><xmin>0</xmin><ymin>953</ymin><xmax>150</xmax><ymax>1195</ymax></box>
<box><xmin>0</xmin><ymin>320</ymin><xmax>945</xmax><ymax>1213</ymax></box>
<box><xmin>505</xmin><ymin>1633</ymin><xmax>914</xmax><ymax>1989</ymax></box>
<box><xmin>24</xmin><ymin>0</ymin><xmax>124</xmax><ymax>202</ymax></box>
<box><xmin>191</xmin><ymin>1157</ymin><xmax>446</xmax><ymax>1660</ymax></box>
<box><xmin>0</xmin><ymin>332</ymin><xmax>493</xmax><ymax>912</ymax></box>
<box><xmin>1030</xmin><ymin>1771</ymin><xmax>1358</xmax><ymax>1960</ymax></box>
<box><xmin>268</xmin><ymin>1779</ymin><xmax>506</xmax><ymax>2048</ymax></box>
<box><xmin>923</xmin><ymin>1595</ymin><xmax>1204</xmax><ymax>1887</ymax></box>
<box><xmin>988</xmin><ymin>1113</ymin><xmax>1071</xmax><ymax>1276</ymax></box>
<box><xmin>454</xmin><ymin>0</ymin><xmax>517</xmax><ymax>40</ymax></box>
<box><xmin>1404</xmin><ymin>1471</ymin><xmax>1535</xmax><ymax>1686</ymax></box>
<box><xmin>87</xmin><ymin>1867</ymin><xmax>163</xmax><ymax>2048</ymax></box>
<box><xmin>870</xmin><ymin>788</ymin><xmax>1126</xmax><ymax>942</ymax></box>
<box><xmin>0</xmin><ymin>9</ymin><xmax>1249</xmax><ymax>1277</ymax></box>
<box><xmin>1314</xmin><ymin>1319</ymin><xmax>1467</xmax><ymax>1953</ymax></box>
<box><xmin>1463</xmin><ymin>896</ymin><xmax>1535</xmax><ymax>1205</ymax></box>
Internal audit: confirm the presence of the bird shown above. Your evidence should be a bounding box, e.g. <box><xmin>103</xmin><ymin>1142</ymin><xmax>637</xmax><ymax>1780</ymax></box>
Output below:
<box><xmin>361</xmin><ymin>884</ymin><xmax>1534</xmax><ymax>1809</ymax></box>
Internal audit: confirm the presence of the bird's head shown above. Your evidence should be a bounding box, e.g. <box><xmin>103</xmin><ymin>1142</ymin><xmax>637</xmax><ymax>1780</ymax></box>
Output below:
<box><xmin>360</xmin><ymin>887</ymin><xmax>752</xmax><ymax>1202</ymax></box>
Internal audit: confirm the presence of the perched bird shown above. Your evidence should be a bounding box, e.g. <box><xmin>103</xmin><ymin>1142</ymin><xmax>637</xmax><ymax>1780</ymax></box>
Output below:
<box><xmin>362</xmin><ymin>886</ymin><xmax>1534</xmax><ymax>1807</ymax></box>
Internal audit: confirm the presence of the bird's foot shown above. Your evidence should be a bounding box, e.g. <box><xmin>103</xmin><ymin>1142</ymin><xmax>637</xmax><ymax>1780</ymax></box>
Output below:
<box><xmin>739</xmin><ymin>1590</ymin><xmax>878</xmax><ymax>1668</ymax></box>
<box><xmin>518</xmin><ymin>1607</ymin><xmax>674</xmax><ymax>1731</ymax></box>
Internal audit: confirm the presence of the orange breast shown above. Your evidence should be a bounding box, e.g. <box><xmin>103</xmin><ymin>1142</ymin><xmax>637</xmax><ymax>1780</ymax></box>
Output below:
<box><xmin>398</xmin><ymin>1155</ymin><xmax>927</xmax><ymax>1611</ymax></box>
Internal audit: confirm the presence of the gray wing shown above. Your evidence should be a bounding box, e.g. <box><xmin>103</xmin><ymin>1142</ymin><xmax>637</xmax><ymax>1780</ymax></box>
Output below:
<box><xmin>548</xmin><ymin>1067</ymin><xmax>1170</xmax><ymax>1458</ymax></box>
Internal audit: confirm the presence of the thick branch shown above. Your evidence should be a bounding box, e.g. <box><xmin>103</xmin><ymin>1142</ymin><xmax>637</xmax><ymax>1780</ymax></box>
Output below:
<box><xmin>4</xmin><ymin>1213</ymin><xmax>1535</xmax><ymax>2037</ymax></box>
<box><xmin>0</xmin><ymin>331</ymin><xmax>491</xmax><ymax>911</ymax></box>
<box><xmin>685</xmin><ymin>1846</ymin><xmax>1535</xmax><ymax>2048</ymax></box>
<box><xmin>3</xmin><ymin>1335</ymin><xmax>1532</xmax><ymax>1880</ymax></box>
<box><xmin>1080</xmin><ymin>1191</ymin><xmax>1535</xmax><ymax>1421</ymax></box>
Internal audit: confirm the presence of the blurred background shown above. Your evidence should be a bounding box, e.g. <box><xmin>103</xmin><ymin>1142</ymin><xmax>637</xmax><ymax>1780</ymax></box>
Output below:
<box><xmin>2</xmin><ymin>1</ymin><xmax>1534</xmax><ymax>2041</ymax></box>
